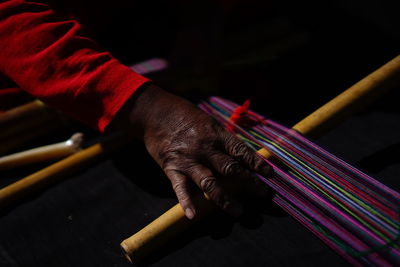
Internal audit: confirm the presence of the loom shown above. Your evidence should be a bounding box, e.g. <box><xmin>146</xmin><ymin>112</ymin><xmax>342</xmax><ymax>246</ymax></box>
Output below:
<box><xmin>120</xmin><ymin>55</ymin><xmax>400</xmax><ymax>264</ymax></box>
<box><xmin>199</xmin><ymin>96</ymin><xmax>400</xmax><ymax>265</ymax></box>
<box><xmin>0</xmin><ymin>56</ymin><xmax>400</xmax><ymax>264</ymax></box>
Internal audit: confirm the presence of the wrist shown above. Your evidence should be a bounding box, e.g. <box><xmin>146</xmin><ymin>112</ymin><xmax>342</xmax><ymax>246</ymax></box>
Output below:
<box><xmin>128</xmin><ymin>83</ymin><xmax>168</xmax><ymax>137</ymax></box>
<box><xmin>108</xmin><ymin>83</ymin><xmax>169</xmax><ymax>139</ymax></box>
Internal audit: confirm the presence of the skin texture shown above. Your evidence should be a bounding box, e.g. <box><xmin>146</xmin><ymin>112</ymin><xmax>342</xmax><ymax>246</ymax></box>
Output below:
<box><xmin>113</xmin><ymin>83</ymin><xmax>272</xmax><ymax>219</ymax></box>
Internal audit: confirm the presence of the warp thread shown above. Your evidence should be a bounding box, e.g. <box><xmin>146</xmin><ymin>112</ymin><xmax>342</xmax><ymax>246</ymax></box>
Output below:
<box><xmin>200</xmin><ymin>96</ymin><xmax>400</xmax><ymax>266</ymax></box>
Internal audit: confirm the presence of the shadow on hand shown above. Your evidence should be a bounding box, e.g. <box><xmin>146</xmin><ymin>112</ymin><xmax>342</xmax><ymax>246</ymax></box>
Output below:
<box><xmin>112</xmin><ymin>140</ymin><xmax>287</xmax><ymax>266</ymax></box>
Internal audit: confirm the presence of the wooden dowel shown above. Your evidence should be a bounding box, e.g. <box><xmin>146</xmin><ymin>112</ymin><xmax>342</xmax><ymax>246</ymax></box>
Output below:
<box><xmin>0</xmin><ymin>100</ymin><xmax>46</xmax><ymax>125</ymax></box>
<box><xmin>0</xmin><ymin>116</ymin><xmax>65</xmax><ymax>155</ymax></box>
<box><xmin>121</xmin><ymin>55</ymin><xmax>400</xmax><ymax>263</ymax></box>
<box><xmin>292</xmin><ymin>55</ymin><xmax>400</xmax><ymax>139</ymax></box>
<box><xmin>0</xmin><ymin>114</ymin><xmax>55</xmax><ymax>141</ymax></box>
<box><xmin>0</xmin><ymin>101</ymin><xmax>68</xmax><ymax>155</ymax></box>
<box><xmin>0</xmin><ymin>133</ymin><xmax>127</xmax><ymax>209</ymax></box>
<box><xmin>0</xmin><ymin>133</ymin><xmax>84</xmax><ymax>171</ymax></box>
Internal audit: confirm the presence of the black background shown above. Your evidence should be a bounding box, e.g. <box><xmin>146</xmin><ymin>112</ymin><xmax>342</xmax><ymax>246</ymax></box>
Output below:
<box><xmin>1</xmin><ymin>1</ymin><xmax>400</xmax><ymax>266</ymax></box>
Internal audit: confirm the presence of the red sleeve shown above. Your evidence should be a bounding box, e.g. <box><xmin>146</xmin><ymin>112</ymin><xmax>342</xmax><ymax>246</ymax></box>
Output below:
<box><xmin>0</xmin><ymin>0</ymin><xmax>150</xmax><ymax>132</ymax></box>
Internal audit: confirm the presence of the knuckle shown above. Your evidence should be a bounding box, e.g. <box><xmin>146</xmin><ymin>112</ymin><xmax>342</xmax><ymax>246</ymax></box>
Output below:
<box><xmin>200</xmin><ymin>176</ymin><xmax>217</xmax><ymax>194</ymax></box>
<box><xmin>199</xmin><ymin>176</ymin><xmax>225</xmax><ymax>207</ymax></box>
<box><xmin>162</xmin><ymin>155</ymin><xmax>194</xmax><ymax>173</ymax></box>
<box><xmin>222</xmin><ymin>160</ymin><xmax>242</xmax><ymax>177</ymax></box>
<box><xmin>176</xmin><ymin>190</ymin><xmax>190</xmax><ymax>202</ymax></box>
<box><xmin>172</xmin><ymin>182</ymin><xmax>184</xmax><ymax>195</ymax></box>
<box><xmin>159</xmin><ymin>153</ymin><xmax>179</xmax><ymax>169</ymax></box>
<box><xmin>231</xmin><ymin>140</ymin><xmax>248</xmax><ymax>156</ymax></box>
<box><xmin>169</xmin><ymin>176</ymin><xmax>191</xmax><ymax>202</ymax></box>
<box><xmin>232</xmin><ymin>143</ymin><xmax>256</xmax><ymax>165</ymax></box>
<box><xmin>158</xmin><ymin>150</ymin><xmax>183</xmax><ymax>162</ymax></box>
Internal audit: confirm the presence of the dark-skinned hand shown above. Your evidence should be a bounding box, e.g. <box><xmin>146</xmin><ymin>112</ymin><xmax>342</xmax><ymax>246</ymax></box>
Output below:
<box><xmin>112</xmin><ymin>83</ymin><xmax>272</xmax><ymax>219</ymax></box>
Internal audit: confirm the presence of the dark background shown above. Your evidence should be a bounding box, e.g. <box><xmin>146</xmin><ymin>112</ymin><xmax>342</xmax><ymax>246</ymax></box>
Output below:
<box><xmin>1</xmin><ymin>1</ymin><xmax>400</xmax><ymax>266</ymax></box>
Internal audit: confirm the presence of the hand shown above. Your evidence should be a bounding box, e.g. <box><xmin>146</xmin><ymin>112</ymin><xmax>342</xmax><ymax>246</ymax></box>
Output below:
<box><xmin>113</xmin><ymin>83</ymin><xmax>272</xmax><ymax>219</ymax></box>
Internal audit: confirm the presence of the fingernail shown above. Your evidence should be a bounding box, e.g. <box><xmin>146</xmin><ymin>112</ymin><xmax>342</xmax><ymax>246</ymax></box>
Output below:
<box><xmin>224</xmin><ymin>201</ymin><xmax>243</xmax><ymax>217</ymax></box>
<box><xmin>185</xmin><ymin>208</ymin><xmax>196</xmax><ymax>220</ymax></box>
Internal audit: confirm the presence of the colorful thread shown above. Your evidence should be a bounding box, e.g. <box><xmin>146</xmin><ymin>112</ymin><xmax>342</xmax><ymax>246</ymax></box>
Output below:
<box><xmin>199</xmin><ymin>96</ymin><xmax>400</xmax><ymax>266</ymax></box>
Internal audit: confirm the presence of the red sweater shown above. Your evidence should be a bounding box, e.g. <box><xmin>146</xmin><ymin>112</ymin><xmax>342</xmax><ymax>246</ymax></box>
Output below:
<box><xmin>0</xmin><ymin>0</ymin><xmax>149</xmax><ymax>132</ymax></box>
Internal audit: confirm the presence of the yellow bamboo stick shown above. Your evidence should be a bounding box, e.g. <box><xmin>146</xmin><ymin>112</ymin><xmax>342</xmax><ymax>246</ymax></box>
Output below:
<box><xmin>0</xmin><ymin>100</ymin><xmax>49</xmax><ymax>138</ymax></box>
<box><xmin>0</xmin><ymin>133</ymin><xmax>84</xmax><ymax>171</ymax></box>
<box><xmin>0</xmin><ymin>100</ymin><xmax>66</xmax><ymax>154</ymax></box>
<box><xmin>0</xmin><ymin>133</ymin><xmax>126</xmax><ymax>209</ymax></box>
<box><xmin>121</xmin><ymin>55</ymin><xmax>400</xmax><ymax>263</ymax></box>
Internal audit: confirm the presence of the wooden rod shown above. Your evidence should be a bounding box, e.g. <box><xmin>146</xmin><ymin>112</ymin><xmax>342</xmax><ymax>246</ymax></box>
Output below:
<box><xmin>0</xmin><ymin>117</ymin><xmax>65</xmax><ymax>155</ymax></box>
<box><xmin>0</xmin><ymin>134</ymin><xmax>126</xmax><ymax>209</ymax></box>
<box><xmin>0</xmin><ymin>110</ymin><xmax>53</xmax><ymax>141</ymax></box>
<box><xmin>0</xmin><ymin>100</ymin><xmax>46</xmax><ymax>125</ymax></box>
<box><xmin>121</xmin><ymin>55</ymin><xmax>400</xmax><ymax>263</ymax></box>
<box><xmin>291</xmin><ymin>55</ymin><xmax>400</xmax><ymax>139</ymax></box>
<box><xmin>0</xmin><ymin>100</ymin><xmax>67</xmax><ymax>155</ymax></box>
<box><xmin>0</xmin><ymin>133</ymin><xmax>84</xmax><ymax>171</ymax></box>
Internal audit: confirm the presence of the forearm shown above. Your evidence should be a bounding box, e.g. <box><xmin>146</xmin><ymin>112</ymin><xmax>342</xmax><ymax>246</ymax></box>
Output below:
<box><xmin>0</xmin><ymin>0</ymin><xmax>149</xmax><ymax>131</ymax></box>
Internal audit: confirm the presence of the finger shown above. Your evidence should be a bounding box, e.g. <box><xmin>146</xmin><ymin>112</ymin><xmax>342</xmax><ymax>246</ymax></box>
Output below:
<box><xmin>208</xmin><ymin>152</ymin><xmax>271</xmax><ymax>197</ymax></box>
<box><xmin>186</xmin><ymin>164</ymin><xmax>243</xmax><ymax>217</ymax></box>
<box><xmin>165</xmin><ymin>169</ymin><xmax>196</xmax><ymax>219</ymax></box>
<box><xmin>222</xmin><ymin>133</ymin><xmax>272</xmax><ymax>178</ymax></box>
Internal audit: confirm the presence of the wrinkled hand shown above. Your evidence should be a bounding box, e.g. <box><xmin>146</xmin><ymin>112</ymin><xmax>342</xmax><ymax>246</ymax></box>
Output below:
<box><xmin>114</xmin><ymin>83</ymin><xmax>272</xmax><ymax>219</ymax></box>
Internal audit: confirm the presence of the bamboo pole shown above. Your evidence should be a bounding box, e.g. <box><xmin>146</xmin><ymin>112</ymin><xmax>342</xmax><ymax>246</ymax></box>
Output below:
<box><xmin>121</xmin><ymin>55</ymin><xmax>400</xmax><ymax>263</ymax></box>
<box><xmin>0</xmin><ymin>134</ymin><xmax>126</xmax><ymax>209</ymax></box>
<box><xmin>0</xmin><ymin>117</ymin><xmax>64</xmax><ymax>155</ymax></box>
<box><xmin>0</xmin><ymin>100</ymin><xmax>46</xmax><ymax>125</ymax></box>
<box><xmin>0</xmin><ymin>100</ymin><xmax>67</xmax><ymax>154</ymax></box>
<box><xmin>0</xmin><ymin>133</ymin><xmax>84</xmax><ymax>171</ymax></box>
<box><xmin>0</xmin><ymin>100</ymin><xmax>50</xmax><ymax>138</ymax></box>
